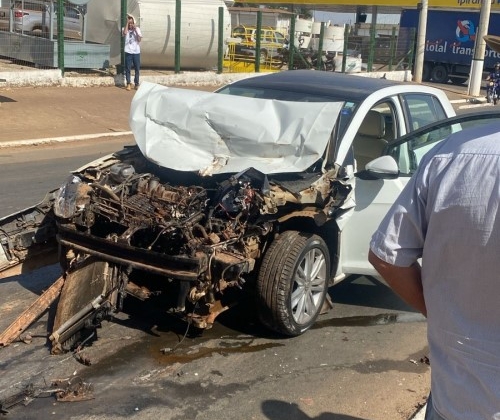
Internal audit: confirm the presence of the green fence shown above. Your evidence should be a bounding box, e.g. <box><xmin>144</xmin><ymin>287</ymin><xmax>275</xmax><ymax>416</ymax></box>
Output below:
<box><xmin>0</xmin><ymin>0</ymin><xmax>415</xmax><ymax>78</ymax></box>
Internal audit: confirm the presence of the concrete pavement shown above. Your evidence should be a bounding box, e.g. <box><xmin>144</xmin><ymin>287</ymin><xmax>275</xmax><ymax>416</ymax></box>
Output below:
<box><xmin>0</xmin><ymin>68</ymin><xmax>491</xmax><ymax>149</ymax></box>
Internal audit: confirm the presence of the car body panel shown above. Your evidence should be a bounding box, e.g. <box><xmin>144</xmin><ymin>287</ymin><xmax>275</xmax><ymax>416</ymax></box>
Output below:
<box><xmin>129</xmin><ymin>82</ymin><xmax>343</xmax><ymax>175</ymax></box>
<box><xmin>217</xmin><ymin>72</ymin><xmax>456</xmax><ymax>279</ymax></box>
<box><xmin>338</xmin><ymin>110</ymin><xmax>500</xmax><ymax>279</ymax></box>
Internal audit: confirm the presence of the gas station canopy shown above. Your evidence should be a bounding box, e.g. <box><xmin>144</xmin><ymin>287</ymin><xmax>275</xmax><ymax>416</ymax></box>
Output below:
<box><xmin>241</xmin><ymin>0</ymin><xmax>500</xmax><ymax>14</ymax></box>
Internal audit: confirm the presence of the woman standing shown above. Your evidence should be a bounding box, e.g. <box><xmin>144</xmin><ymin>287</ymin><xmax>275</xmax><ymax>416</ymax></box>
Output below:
<box><xmin>122</xmin><ymin>14</ymin><xmax>142</xmax><ymax>91</ymax></box>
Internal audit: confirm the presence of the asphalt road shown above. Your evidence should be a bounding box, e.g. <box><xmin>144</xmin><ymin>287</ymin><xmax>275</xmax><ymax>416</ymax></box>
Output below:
<box><xmin>0</xmin><ymin>81</ymin><xmax>491</xmax><ymax>147</ymax></box>
<box><xmin>0</xmin><ymin>259</ymin><xmax>429</xmax><ymax>420</ymax></box>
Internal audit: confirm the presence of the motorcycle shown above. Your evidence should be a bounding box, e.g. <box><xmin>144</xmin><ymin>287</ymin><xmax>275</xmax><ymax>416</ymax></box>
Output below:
<box><xmin>486</xmin><ymin>79</ymin><xmax>500</xmax><ymax>105</ymax></box>
<box><xmin>278</xmin><ymin>40</ymin><xmax>335</xmax><ymax>72</ymax></box>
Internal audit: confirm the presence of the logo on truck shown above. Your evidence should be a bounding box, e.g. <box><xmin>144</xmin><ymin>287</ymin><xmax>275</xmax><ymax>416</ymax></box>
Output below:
<box><xmin>456</xmin><ymin>20</ymin><xmax>476</xmax><ymax>43</ymax></box>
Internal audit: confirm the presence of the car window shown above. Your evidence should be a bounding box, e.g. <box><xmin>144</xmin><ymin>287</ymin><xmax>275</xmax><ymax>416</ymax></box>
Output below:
<box><xmin>352</xmin><ymin>101</ymin><xmax>398</xmax><ymax>170</ymax></box>
<box><xmin>275</xmin><ymin>32</ymin><xmax>286</xmax><ymax>44</ymax></box>
<box><xmin>232</xmin><ymin>27</ymin><xmax>245</xmax><ymax>38</ymax></box>
<box><xmin>65</xmin><ymin>7</ymin><xmax>80</xmax><ymax>19</ymax></box>
<box><xmin>263</xmin><ymin>30</ymin><xmax>273</xmax><ymax>42</ymax></box>
<box><xmin>401</xmin><ymin>93</ymin><xmax>447</xmax><ymax>131</ymax></box>
<box><xmin>386</xmin><ymin>112</ymin><xmax>500</xmax><ymax>176</ymax></box>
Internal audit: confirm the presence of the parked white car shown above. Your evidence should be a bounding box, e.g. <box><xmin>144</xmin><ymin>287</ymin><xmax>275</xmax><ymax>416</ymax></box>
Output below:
<box><xmin>6</xmin><ymin>72</ymin><xmax>499</xmax><ymax>353</ymax></box>
<box><xmin>1</xmin><ymin>0</ymin><xmax>83</xmax><ymax>39</ymax></box>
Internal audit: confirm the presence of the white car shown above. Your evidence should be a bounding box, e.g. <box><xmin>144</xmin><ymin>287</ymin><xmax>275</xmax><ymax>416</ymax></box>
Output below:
<box><xmin>4</xmin><ymin>71</ymin><xmax>498</xmax><ymax>353</ymax></box>
<box><xmin>11</xmin><ymin>0</ymin><xmax>83</xmax><ymax>39</ymax></box>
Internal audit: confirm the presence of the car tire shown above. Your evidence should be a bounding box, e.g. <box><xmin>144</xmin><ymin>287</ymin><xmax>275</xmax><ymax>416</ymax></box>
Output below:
<box><xmin>430</xmin><ymin>64</ymin><xmax>449</xmax><ymax>84</ymax></box>
<box><xmin>257</xmin><ymin>231</ymin><xmax>330</xmax><ymax>336</ymax></box>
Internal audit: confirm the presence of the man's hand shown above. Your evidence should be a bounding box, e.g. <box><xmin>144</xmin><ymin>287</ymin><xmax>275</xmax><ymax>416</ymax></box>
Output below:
<box><xmin>368</xmin><ymin>249</ymin><xmax>427</xmax><ymax>317</ymax></box>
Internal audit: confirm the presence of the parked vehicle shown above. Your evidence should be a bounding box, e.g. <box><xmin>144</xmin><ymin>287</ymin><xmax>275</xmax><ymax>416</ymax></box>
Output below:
<box><xmin>0</xmin><ymin>0</ymin><xmax>83</xmax><ymax>39</ymax></box>
<box><xmin>279</xmin><ymin>42</ymin><xmax>335</xmax><ymax>71</ymax></box>
<box><xmin>0</xmin><ymin>71</ymin><xmax>461</xmax><ymax>353</ymax></box>
<box><xmin>398</xmin><ymin>9</ymin><xmax>500</xmax><ymax>84</ymax></box>
<box><xmin>231</xmin><ymin>25</ymin><xmax>287</xmax><ymax>64</ymax></box>
<box><xmin>486</xmin><ymin>79</ymin><xmax>500</xmax><ymax>104</ymax></box>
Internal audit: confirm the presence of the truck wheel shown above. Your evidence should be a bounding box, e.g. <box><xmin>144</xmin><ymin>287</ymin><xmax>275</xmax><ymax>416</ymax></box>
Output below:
<box><xmin>430</xmin><ymin>65</ymin><xmax>449</xmax><ymax>84</ymax></box>
<box><xmin>256</xmin><ymin>231</ymin><xmax>330</xmax><ymax>336</ymax></box>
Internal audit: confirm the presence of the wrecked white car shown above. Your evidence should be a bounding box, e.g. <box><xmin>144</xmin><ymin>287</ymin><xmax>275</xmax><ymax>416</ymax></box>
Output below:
<box><xmin>0</xmin><ymin>71</ymin><xmax>462</xmax><ymax>353</ymax></box>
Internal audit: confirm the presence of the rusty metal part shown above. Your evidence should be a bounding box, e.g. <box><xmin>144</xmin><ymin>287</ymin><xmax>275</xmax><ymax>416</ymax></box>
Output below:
<box><xmin>0</xmin><ymin>384</ymin><xmax>36</xmax><ymax>414</ymax></box>
<box><xmin>277</xmin><ymin>207</ymin><xmax>328</xmax><ymax>225</ymax></box>
<box><xmin>51</xmin><ymin>377</ymin><xmax>94</xmax><ymax>402</ymax></box>
<box><xmin>186</xmin><ymin>300</ymin><xmax>230</xmax><ymax>329</ymax></box>
<box><xmin>0</xmin><ymin>276</ymin><xmax>65</xmax><ymax>347</ymax></box>
<box><xmin>0</xmin><ymin>246</ymin><xmax>59</xmax><ymax>279</ymax></box>
<box><xmin>57</xmin><ymin>230</ymin><xmax>206</xmax><ymax>281</ymax></box>
<box><xmin>125</xmin><ymin>281</ymin><xmax>151</xmax><ymax>300</ymax></box>
<box><xmin>0</xmin><ymin>377</ymin><xmax>93</xmax><ymax>414</ymax></box>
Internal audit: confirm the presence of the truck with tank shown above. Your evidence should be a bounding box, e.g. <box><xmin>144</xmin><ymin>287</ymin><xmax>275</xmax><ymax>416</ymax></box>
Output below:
<box><xmin>398</xmin><ymin>8</ymin><xmax>500</xmax><ymax>84</ymax></box>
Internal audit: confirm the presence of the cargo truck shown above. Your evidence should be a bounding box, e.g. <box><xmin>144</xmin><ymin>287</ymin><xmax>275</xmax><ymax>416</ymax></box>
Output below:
<box><xmin>398</xmin><ymin>8</ymin><xmax>500</xmax><ymax>84</ymax></box>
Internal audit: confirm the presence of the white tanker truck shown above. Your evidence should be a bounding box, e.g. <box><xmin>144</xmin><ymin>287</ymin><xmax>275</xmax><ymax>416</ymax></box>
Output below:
<box><xmin>85</xmin><ymin>0</ymin><xmax>231</xmax><ymax>69</ymax></box>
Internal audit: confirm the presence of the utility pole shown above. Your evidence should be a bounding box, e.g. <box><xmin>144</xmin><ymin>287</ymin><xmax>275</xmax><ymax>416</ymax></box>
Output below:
<box><xmin>413</xmin><ymin>0</ymin><xmax>428</xmax><ymax>83</ymax></box>
<box><xmin>468</xmin><ymin>0</ymin><xmax>492</xmax><ymax>97</ymax></box>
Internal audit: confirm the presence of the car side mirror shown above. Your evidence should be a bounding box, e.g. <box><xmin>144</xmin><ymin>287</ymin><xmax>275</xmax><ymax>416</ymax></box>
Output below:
<box><xmin>355</xmin><ymin>155</ymin><xmax>399</xmax><ymax>180</ymax></box>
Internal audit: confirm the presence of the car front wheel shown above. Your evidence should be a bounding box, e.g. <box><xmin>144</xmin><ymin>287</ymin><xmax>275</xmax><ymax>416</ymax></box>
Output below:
<box><xmin>257</xmin><ymin>231</ymin><xmax>330</xmax><ymax>336</ymax></box>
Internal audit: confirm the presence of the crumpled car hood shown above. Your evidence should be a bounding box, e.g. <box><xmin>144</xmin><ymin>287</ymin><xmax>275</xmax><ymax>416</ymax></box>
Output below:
<box><xmin>129</xmin><ymin>81</ymin><xmax>343</xmax><ymax>176</ymax></box>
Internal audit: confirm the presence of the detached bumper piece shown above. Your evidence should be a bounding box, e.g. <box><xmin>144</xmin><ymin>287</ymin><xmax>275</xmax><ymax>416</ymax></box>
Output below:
<box><xmin>57</xmin><ymin>224</ymin><xmax>208</xmax><ymax>281</ymax></box>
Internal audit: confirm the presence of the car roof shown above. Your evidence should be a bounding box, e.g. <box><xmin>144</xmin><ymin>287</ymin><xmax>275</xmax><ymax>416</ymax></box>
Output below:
<box><xmin>227</xmin><ymin>70</ymin><xmax>406</xmax><ymax>102</ymax></box>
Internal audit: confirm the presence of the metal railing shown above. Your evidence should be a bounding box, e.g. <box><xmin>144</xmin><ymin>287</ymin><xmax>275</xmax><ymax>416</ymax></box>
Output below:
<box><xmin>0</xmin><ymin>2</ymin><xmax>414</xmax><ymax>78</ymax></box>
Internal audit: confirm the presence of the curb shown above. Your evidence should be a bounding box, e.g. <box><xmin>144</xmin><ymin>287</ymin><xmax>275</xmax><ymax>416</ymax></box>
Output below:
<box><xmin>0</xmin><ymin>69</ymin><xmax>266</xmax><ymax>88</ymax></box>
<box><xmin>410</xmin><ymin>404</ymin><xmax>426</xmax><ymax>420</ymax></box>
<box><xmin>0</xmin><ymin>69</ymin><xmax>413</xmax><ymax>88</ymax></box>
<box><xmin>0</xmin><ymin>131</ymin><xmax>133</xmax><ymax>149</ymax></box>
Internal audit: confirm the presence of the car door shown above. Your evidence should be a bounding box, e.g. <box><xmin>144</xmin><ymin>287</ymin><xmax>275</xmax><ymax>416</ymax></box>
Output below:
<box><xmin>337</xmin><ymin>107</ymin><xmax>500</xmax><ymax>280</ymax></box>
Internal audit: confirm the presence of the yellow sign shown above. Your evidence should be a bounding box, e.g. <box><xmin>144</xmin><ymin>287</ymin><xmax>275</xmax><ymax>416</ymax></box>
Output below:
<box><xmin>243</xmin><ymin>0</ymin><xmax>500</xmax><ymax>9</ymax></box>
<box><xmin>243</xmin><ymin>0</ymin><xmax>415</xmax><ymax>4</ymax></box>
<box><xmin>431</xmin><ymin>0</ymin><xmax>500</xmax><ymax>7</ymax></box>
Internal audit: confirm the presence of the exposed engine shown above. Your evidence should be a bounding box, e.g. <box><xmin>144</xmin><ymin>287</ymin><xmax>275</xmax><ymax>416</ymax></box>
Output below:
<box><xmin>0</xmin><ymin>147</ymin><xmax>345</xmax><ymax>353</ymax></box>
<box><xmin>49</xmin><ymin>159</ymin><xmax>279</xmax><ymax>346</ymax></box>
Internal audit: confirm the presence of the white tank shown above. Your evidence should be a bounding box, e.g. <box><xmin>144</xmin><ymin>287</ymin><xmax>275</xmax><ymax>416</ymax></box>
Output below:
<box><xmin>85</xmin><ymin>0</ymin><xmax>231</xmax><ymax>69</ymax></box>
<box><xmin>310</xmin><ymin>25</ymin><xmax>345</xmax><ymax>53</ymax></box>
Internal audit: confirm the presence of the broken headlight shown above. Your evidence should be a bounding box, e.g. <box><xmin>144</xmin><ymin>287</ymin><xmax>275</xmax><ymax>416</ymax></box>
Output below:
<box><xmin>54</xmin><ymin>175</ymin><xmax>82</xmax><ymax>219</ymax></box>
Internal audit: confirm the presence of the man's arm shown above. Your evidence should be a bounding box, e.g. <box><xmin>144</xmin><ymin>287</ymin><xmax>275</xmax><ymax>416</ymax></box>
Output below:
<box><xmin>368</xmin><ymin>250</ymin><xmax>427</xmax><ymax>317</ymax></box>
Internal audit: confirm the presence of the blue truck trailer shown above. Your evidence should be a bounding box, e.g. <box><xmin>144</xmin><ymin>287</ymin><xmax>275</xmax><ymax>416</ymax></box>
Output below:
<box><xmin>398</xmin><ymin>8</ymin><xmax>500</xmax><ymax>84</ymax></box>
